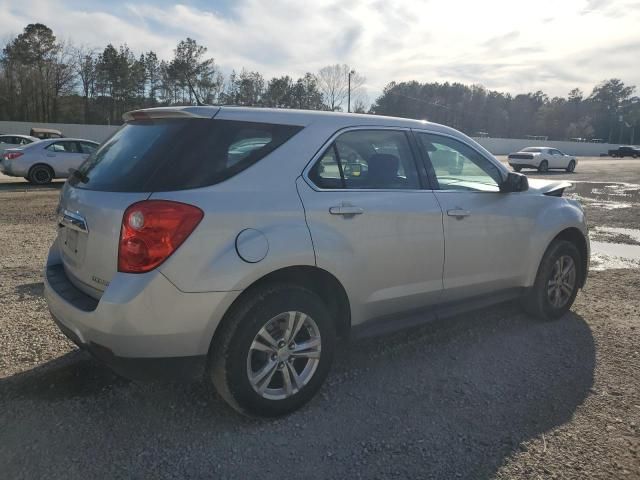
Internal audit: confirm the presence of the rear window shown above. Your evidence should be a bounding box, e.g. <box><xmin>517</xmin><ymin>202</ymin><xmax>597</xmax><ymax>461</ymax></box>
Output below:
<box><xmin>69</xmin><ymin>119</ymin><xmax>303</xmax><ymax>192</ymax></box>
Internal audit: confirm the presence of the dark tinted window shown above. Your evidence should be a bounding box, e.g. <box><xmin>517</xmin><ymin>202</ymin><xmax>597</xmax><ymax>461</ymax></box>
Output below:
<box><xmin>79</xmin><ymin>141</ymin><xmax>98</xmax><ymax>154</ymax></box>
<box><xmin>70</xmin><ymin>119</ymin><xmax>302</xmax><ymax>192</ymax></box>
<box><xmin>309</xmin><ymin>129</ymin><xmax>420</xmax><ymax>190</ymax></box>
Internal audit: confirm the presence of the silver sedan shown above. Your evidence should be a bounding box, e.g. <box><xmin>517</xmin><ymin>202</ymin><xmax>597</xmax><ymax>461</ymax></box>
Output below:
<box><xmin>0</xmin><ymin>134</ymin><xmax>39</xmax><ymax>156</ymax></box>
<box><xmin>0</xmin><ymin>138</ymin><xmax>99</xmax><ymax>184</ymax></box>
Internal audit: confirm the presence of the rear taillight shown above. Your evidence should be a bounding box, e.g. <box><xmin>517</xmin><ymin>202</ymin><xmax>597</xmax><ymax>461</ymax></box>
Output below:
<box><xmin>118</xmin><ymin>200</ymin><xmax>204</xmax><ymax>273</ymax></box>
<box><xmin>3</xmin><ymin>152</ymin><xmax>23</xmax><ymax>160</ymax></box>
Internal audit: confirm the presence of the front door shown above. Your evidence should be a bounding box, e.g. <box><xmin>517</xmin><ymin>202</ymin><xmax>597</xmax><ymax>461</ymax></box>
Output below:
<box><xmin>297</xmin><ymin>128</ymin><xmax>444</xmax><ymax>327</ymax></box>
<box><xmin>414</xmin><ymin>131</ymin><xmax>535</xmax><ymax>302</ymax></box>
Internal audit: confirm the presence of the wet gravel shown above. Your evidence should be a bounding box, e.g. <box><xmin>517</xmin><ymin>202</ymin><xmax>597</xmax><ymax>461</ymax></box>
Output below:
<box><xmin>1</xmin><ymin>164</ymin><xmax>639</xmax><ymax>479</ymax></box>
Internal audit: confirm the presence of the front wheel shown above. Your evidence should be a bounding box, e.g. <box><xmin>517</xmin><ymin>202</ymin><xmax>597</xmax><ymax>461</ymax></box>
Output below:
<box><xmin>523</xmin><ymin>240</ymin><xmax>582</xmax><ymax>321</ymax></box>
<box><xmin>538</xmin><ymin>160</ymin><xmax>549</xmax><ymax>173</ymax></box>
<box><xmin>566</xmin><ymin>160</ymin><xmax>576</xmax><ymax>172</ymax></box>
<box><xmin>513</xmin><ymin>166</ymin><xmax>522</xmax><ymax>172</ymax></box>
<box><xmin>209</xmin><ymin>284</ymin><xmax>336</xmax><ymax>417</ymax></box>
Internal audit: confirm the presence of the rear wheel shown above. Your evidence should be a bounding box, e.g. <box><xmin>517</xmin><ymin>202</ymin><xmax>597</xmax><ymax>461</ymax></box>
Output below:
<box><xmin>523</xmin><ymin>240</ymin><xmax>581</xmax><ymax>321</ymax></box>
<box><xmin>209</xmin><ymin>284</ymin><xmax>336</xmax><ymax>417</ymax></box>
<box><xmin>28</xmin><ymin>165</ymin><xmax>54</xmax><ymax>185</ymax></box>
<box><xmin>566</xmin><ymin>160</ymin><xmax>576</xmax><ymax>172</ymax></box>
<box><xmin>538</xmin><ymin>160</ymin><xmax>549</xmax><ymax>173</ymax></box>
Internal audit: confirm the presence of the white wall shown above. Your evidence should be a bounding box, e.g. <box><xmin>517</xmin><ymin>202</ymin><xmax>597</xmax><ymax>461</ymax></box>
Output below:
<box><xmin>0</xmin><ymin>119</ymin><xmax>631</xmax><ymax>156</ymax></box>
<box><xmin>0</xmin><ymin>121</ymin><xmax>120</xmax><ymax>143</ymax></box>
<box><xmin>473</xmin><ymin>137</ymin><xmax>622</xmax><ymax>156</ymax></box>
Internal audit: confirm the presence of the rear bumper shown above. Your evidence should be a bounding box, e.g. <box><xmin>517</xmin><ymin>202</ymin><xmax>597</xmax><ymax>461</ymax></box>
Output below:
<box><xmin>44</xmin><ymin>241</ymin><xmax>240</xmax><ymax>380</ymax></box>
<box><xmin>508</xmin><ymin>159</ymin><xmax>540</xmax><ymax>169</ymax></box>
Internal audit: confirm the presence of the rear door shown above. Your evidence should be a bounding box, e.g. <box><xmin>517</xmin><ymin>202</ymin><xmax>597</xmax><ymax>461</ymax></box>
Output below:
<box><xmin>298</xmin><ymin>128</ymin><xmax>444</xmax><ymax>327</ymax></box>
<box><xmin>45</xmin><ymin>141</ymin><xmax>85</xmax><ymax>176</ymax></box>
<box><xmin>414</xmin><ymin>131</ymin><xmax>535</xmax><ymax>302</ymax></box>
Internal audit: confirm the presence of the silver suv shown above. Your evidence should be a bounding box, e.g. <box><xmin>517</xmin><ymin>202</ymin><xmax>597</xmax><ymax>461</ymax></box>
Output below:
<box><xmin>45</xmin><ymin>107</ymin><xmax>589</xmax><ymax>416</ymax></box>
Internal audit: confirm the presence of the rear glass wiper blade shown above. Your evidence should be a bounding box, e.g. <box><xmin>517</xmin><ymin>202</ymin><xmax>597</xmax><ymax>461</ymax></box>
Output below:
<box><xmin>68</xmin><ymin>168</ymin><xmax>89</xmax><ymax>184</ymax></box>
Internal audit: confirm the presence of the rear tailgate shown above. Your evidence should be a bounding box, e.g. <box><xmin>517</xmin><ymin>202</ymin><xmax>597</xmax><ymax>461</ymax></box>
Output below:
<box><xmin>57</xmin><ymin>184</ymin><xmax>150</xmax><ymax>298</ymax></box>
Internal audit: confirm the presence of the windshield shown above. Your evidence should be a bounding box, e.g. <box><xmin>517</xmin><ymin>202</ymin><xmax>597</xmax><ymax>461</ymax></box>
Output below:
<box><xmin>69</xmin><ymin>118</ymin><xmax>302</xmax><ymax>192</ymax></box>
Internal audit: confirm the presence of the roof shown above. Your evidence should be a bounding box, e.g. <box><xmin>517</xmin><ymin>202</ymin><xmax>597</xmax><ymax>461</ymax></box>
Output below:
<box><xmin>126</xmin><ymin>105</ymin><xmax>460</xmax><ymax>135</ymax></box>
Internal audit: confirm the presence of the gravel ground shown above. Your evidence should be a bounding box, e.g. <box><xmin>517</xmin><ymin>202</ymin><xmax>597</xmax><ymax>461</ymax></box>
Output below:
<box><xmin>1</xmin><ymin>161</ymin><xmax>639</xmax><ymax>479</ymax></box>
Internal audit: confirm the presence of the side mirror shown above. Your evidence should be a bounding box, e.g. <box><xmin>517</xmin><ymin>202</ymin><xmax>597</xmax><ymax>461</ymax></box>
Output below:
<box><xmin>501</xmin><ymin>171</ymin><xmax>529</xmax><ymax>193</ymax></box>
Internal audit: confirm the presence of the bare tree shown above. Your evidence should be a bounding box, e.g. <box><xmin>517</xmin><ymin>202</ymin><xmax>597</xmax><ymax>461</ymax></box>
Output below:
<box><xmin>316</xmin><ymin>64</ymin><xmax>365</xmax><ymax>111</ymax></box>
<box><xmin>73</xmin><ymin>45</ymin><xmax>98</xmax><ymax>122</ymax></box>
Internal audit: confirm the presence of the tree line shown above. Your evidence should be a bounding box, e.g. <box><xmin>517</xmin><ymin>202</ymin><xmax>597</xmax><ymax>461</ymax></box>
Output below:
<box><xmin>1</xmin><ymin>23</ymin><xmax>639</xmax><ymax>144</ymax></box>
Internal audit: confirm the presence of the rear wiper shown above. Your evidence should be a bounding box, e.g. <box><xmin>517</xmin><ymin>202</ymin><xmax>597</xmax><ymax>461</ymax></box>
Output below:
<box><xmin>68</xmin><ymin>168</ymin><xmax>89</xmax><ymax>184</ymax></box>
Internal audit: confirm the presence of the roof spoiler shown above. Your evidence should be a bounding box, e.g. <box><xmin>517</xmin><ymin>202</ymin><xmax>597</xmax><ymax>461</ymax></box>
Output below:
<box><xmin>122</xmin><ymin>106</ymin><xmax>220</xmax><ymax>122</ymax></box>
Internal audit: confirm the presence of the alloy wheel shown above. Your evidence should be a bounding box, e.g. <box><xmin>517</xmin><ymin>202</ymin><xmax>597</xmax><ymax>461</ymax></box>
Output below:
<box><xmin>547</xmin><ymin>255</ymin><xmax>576</xmax><ymax>308</ymax></box>
<box><xmin>246</xmin><ymin>311</ymin><xmax>321</xmax><ymax>400</ymax></box>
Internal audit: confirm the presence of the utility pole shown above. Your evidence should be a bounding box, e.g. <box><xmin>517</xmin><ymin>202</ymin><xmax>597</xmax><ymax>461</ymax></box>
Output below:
<box><xmin>348</xmin><ymin>69</ymin><xmax>355</xmax><ymax>113</ymax></box>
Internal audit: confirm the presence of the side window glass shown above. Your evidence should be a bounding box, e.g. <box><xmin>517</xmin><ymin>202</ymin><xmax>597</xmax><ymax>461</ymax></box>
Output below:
<box><xmin>80</xmin><ymin>142</ymin><xmax>97</xmax><ymax>154</ymax></box>
<box><xmin>46</xmin><ymin>143</ymin><xmax>66</xmax><ymax>153</ymax></box>
<box><xmin>418</xmin><ymin>133</ymin><xmax>502</xmax><ymax>192</ymax></box>
<box><xmin>309</xmin><ymin>145</ymin><xmax>344</xmax><ymax>189</ymax></box>
<box><xmin>309</xmin><ymin>130</ymin><xmax>420</xmax><ymax>190</ymax></box>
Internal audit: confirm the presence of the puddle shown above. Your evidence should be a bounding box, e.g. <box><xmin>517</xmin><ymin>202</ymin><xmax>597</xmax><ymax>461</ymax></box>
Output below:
<box><xmin>590</xmin><ymin>240</ymin><xmax>640</xmax><ymax>271</ymax></box>
<box><xmin>567</xmin><ymin>182</ymin><xmax>640</xmax><ymax>210</ymax></box>
<box><xmin>591</xmin><ymin>226</ymin><xmax>640</xmax><ymax>246</ymax></box>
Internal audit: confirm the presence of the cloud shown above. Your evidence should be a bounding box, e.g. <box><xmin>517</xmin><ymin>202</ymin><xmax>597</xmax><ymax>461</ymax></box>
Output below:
<box><xmin>2</xmin><ymin>0</ymin><xmax>640</xmax><ymax>101</ymax></box>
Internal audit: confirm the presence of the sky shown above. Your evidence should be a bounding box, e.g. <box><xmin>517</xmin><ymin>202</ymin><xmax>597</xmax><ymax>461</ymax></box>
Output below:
<box><xmin>2</xmin><ymin>0</ymin><xmax>640</xmax><ymax>101</ymax></box>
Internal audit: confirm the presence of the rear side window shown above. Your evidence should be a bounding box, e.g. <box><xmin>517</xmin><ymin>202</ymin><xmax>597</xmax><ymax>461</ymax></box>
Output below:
<box><xmin>309</xmin><ymin>129</ymin><xmax>420</xmax><ymax>190</ymax></box>
<box><xmin>47</xmin><ymin>141</ymin><xmax>80</xmax><ymax>153</ymax></box>
<box><xmin>70</xmin><ymin>119</ymin><xmax>302</xmax><ymax>192</ymax></box>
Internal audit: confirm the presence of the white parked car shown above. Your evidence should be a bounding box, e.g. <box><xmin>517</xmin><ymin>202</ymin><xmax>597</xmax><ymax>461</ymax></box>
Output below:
<box><xmin>44</xmin><ymin>107</ymin><xmax>589</xmax><ymax>416</ymax></box>
<box><xmin>0</xmin><ymin>138</ymin><xmax>99</xmax><ymax>184</ymax></box>
<box><xmin>508</xmin><ymin>147</ymin><xmax>577</xmax><ymax>173</ymax></box>
<box><xmin>0</xmin><ymin>134</ymin><xmax>39</xmax><ymax>156</ymax></box>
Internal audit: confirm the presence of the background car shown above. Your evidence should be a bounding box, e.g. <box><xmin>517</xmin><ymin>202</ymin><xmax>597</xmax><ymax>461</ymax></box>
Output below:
<box><xmin>0</xmin><ymin>138</ymin><xmax>99</xmax><ymax>184</ymax></box>
<box><xmin>30</xmin><ymin>127</ymin><xmax>64</xmax><ymax>139</ymax></box>
<box><xmin>608</xmin><ymin>145</ymin><xmax>640</xmax><ymax>158</ymax></box>
<box><xmin>508</xmin><ymin>147</ymin><xmax>577</xmax><ymax>173</ymax></box>
<box><xmin>0</xmin><ymin>134</ymin><xmax>39</xmax><ymax>156</ymax></box>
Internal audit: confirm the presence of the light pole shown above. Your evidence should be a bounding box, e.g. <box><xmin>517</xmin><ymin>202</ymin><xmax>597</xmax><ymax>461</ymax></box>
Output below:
<box><xmin>348</xmin><ymin>69</ymin><xmax>355</xmax><ymax>113</ymax></box>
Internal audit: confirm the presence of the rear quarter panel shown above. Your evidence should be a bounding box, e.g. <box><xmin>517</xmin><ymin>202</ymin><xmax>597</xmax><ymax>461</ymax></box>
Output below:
<box><xmin>152</xmin><ymin>126</ymin><xmax>328</xmax><ymax>293</ymax></box>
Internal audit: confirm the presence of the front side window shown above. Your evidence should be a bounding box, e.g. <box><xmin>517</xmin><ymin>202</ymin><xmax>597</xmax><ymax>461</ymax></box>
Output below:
<box><xmin>309</xmin><ymin>129</ymin><xmax>420</xmax><ymax>190</ymax></box>
<box><xmin>417</xmin><ymin>132</ymin><xmax>502</xmax><ymax>192</ymax></box>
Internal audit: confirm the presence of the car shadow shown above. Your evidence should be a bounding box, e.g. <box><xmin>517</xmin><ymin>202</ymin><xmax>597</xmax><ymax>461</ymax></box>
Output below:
<box><xmin>0</xmin><ymin>302</ymin><xmax>595</xmax><ymax>479</ymax></box>
<box><xmin>14</xmin><ymin>281</ymin><xmax>44</xmax><ymax>301</ymax></box>
<box><xmin>0</xmin><ymin>179</ymin><xmax>64</xmax><ymax>191</ymax></box>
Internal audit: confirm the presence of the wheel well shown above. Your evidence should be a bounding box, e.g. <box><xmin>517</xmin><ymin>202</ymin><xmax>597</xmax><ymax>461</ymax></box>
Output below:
<box><xmin>225</xmin><ymin>266</ymin><xmax>351</xmax><ymax>338</ymax></box>
<box><xmin>28</xmin><ymin>163</ymin><xmax>54</xmax><ymax>177</ymax></box>
<box><xmin>552</xmin><ymin>228</ymin><xmax>588</xmax><ymax>287</ymax></box>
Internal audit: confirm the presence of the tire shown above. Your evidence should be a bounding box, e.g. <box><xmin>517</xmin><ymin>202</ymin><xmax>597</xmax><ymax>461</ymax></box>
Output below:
<box><xmin>513</xmin><ymin>166</ymin><xmax>522</xmax><ymax>172</ymax></box>
<box><xmin>538</xmin><ymin>160</ymin><xmax>549</xmax><ymax>173</ymax></box>
<box><xmin>633</xmin><ymin>154</ymin><xmax>638</xmax><ymax>159</ymax></box>
<box><xmin>209</xmin><ymin>284</ymin><xmax>336</xmax><ymax>417</ymax></box>
<box><xmin>28</xmin><ymin>165</ymin><xmax>54</xmax><ymax>185</ymax></box>
<box><xmin>566</xmin><ymin>160</ymin><xmax>576</xmax><ymax>173</ymax></box>
<box><xmin>523</xmin><ymin>240</ymin><xmax>582</xmax><ymax>321</ymax></box>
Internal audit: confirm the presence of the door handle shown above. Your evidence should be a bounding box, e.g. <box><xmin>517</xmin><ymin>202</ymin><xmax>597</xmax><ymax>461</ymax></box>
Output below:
<box><xmin>329</xmin><ymin>205</ymin><xmax>364</xmax><ymax>216</ymax></box>
<box><xmin>447</xmin><ymin>208</ymin><xmax>471</xmax><ymax>219</ymax></box>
